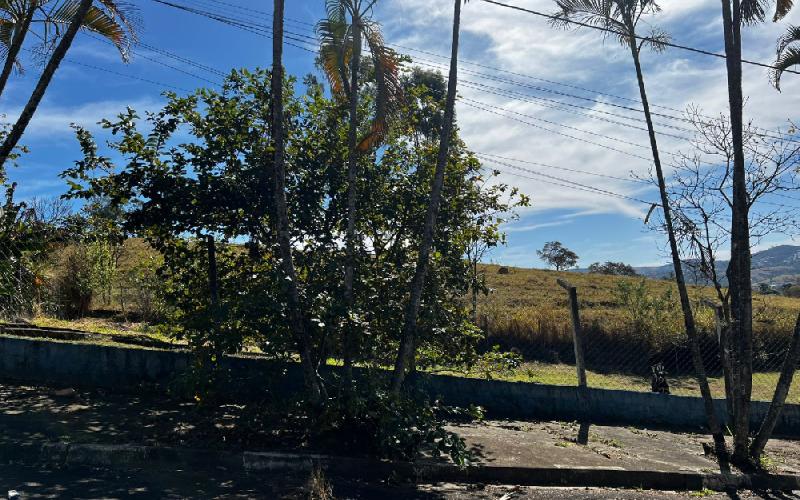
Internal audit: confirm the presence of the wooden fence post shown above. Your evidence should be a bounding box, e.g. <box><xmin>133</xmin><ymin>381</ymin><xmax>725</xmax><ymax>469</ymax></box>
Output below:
<box><xmin>557</xmin><ymin>278</ymin><xmax>589</xmax><ymax>444</ymax></box>
<box><xmin>558</xmin><ymin>279</ymin><xmax>586</xmax><ymax>387</ymax></box>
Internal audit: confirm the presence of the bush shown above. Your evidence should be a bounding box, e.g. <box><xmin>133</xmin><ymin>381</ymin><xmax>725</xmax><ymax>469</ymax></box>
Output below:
<box><xmin>52</xmin><ymin>241</ymin><xmax>116</xmax><ymax>318</ymax></box>
<box><xmin>313</xmin><ymin>386</ymin><xmax>479</xmax><ymax>467</ymax></box>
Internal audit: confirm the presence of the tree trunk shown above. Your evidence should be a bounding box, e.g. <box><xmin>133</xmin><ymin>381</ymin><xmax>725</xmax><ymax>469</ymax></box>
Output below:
<box><xmin>341</xmin><ymin>10</ymin><xmax>362</xmax><ymax>385</ymax></box>
<box><xmin>628</xmin><ymin>40</ymin><xmax>728</xmax><ymax>460</ymax></box>
<box><xmin>0</xmin><ymin>0</ymin><xmax>93</xmax><ymax>168</ymax></box>
<box><xmin>391</xmin><ymin>0</ymin><xmax>462</xmax><ymax>395</ymax></box>
<box><xmin>749</xmin><ymin>313</ymin><xmax>800</xmax><ymax>461</ymax></box>
<box><xmin>0</xmin><ymin>1</ymin><xmax>37</xmax><ymax>100</ymax></box>
<box><xmin>272</xmin><ymin>0</ymin><xmax>326</xmax><ymax>406</ymax></box>
<box><xmin>720</xmin><ymin>0</ymin><xmax>753</xmax><ymax>465</ymax></box>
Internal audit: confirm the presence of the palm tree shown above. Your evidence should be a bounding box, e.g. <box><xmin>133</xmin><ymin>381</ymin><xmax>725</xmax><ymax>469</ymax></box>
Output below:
<box><xmin>271</xmin><ymin>0</ymin><xmax>326</xmax><ymax>406</ymax></box>
<box><xmin>772</xmin><ymin>24</ymin><xmax>800</xmax><ymax>90</ymax></box>
<box><xmin>317</xmin><ymin>0</ymin><xmax>402</xmax><ymax>383</ymax></box>
<box><xmin>718</xmin><ymin>0</ymin><xmax>793</xmax><ymax>466</ymax></box>
<box><xmin>551</xmin><ymin>0</ymin><xmax>729</xmax><ymax>461</ymax></box>
<box><xmin>0</xmin><ymin>0</ymin><xmax>38</xmax><ymax>98</ymax></box>
<box><xmin>390</xmin><ymin>0</ymin><xmax>467</xmax><ymax>394</ymax></box>
<box><xmin>0</xmin><ymin>0</ymin><xmax>136</xmax><ymax>166</ymax></box>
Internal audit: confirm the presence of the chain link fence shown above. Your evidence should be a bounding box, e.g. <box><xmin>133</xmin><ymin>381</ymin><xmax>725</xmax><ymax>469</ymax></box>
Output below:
<box><xmin>476</xmin><ymin>269</ymin><xmax>800</xmax><ymax>403</ymax></box>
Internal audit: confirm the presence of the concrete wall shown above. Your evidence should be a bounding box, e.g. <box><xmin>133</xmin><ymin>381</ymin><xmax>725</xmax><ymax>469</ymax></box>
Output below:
<box><xmin>2</xmin><ymin>334</ymin><xmax>798</xmax><ymax>436</ymax></box>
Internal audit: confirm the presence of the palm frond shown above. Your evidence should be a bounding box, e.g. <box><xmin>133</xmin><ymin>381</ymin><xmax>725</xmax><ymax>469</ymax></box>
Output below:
<box><xmin>316</xmin><ymin>11</ymin><xmax>353</xmax><ymax>99</ymax></box>
<box><xmin>773</xmin><ymin>43</ymin><xmax>800</xmax><ymax>90</ymax></box>
<box><xmin>642</xmin><ymin>26</ymin><xmax>670</xmax><ymax>53</ymax></box>
<box><xmin>740</xmin><ymin>0</ymin><xmax>768</xmax><ymax>24</ymax></box>
<box><xmin>776</xmin><ymin>24</ymin><xmax>800</xmax><ymax>54</ymax></box>
<box><xmin>774</xmin><ymin>0</ymin><xmax>794</xmax><ymax>20</ymax></box>
<box><xmin>44</xmin><ymin>0</ymin><xmax>138</xmax><ymax>61</ymax></box>
<box><xmin>357</xmin><ymin>22</ymin><xmax>403</xmax><ymax>151</ymax></box>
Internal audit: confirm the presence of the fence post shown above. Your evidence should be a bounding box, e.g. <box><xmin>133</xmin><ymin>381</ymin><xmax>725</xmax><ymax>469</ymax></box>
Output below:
<box><xmin>558</xmin><ymin>279</ymin><xmax>586</xmax><ymax>387</ymax></box>
<box><xmin>557</xmin><ymin>278</ymin><xmax>589</xmax><ymax>444</ymax></box>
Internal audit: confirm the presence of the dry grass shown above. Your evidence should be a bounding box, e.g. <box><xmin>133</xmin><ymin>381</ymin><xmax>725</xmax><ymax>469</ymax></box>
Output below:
<box><xmin>476</xmin><ymin>264</ymin><xmax>800</xmax><ymax>393</ymax></box>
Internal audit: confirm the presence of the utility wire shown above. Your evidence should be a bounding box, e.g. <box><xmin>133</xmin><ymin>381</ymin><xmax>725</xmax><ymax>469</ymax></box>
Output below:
<box><xmin>479</xmin><ymin>0</ymin><xmax>800</xmax><ymax>76</ymax></box>
<box><xmin>20</xmin><ymin>47</ymin><xmax>192</xmax><ymax>92</ymax></box>
<box><xmin>151</xmin><ymin>0</ymin><xmax>800</xmax><ymax>145</ymax></box>
<box><xmin>475</xmin><ymin>151</ymin><xmax>651</xmax><ymax>185</ymax></box>
<box><xmin>483</xmin><ymin>162</ymin><xmax>657</xmax><ymax>205</ymax></box>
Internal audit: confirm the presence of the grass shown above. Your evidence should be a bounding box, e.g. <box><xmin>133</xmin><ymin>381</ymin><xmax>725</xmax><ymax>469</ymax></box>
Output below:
<box><xmin>449</xmin><ymin>360</ymin><xmax>800</xmax><ymax>403</ymax></box>
<box><xmin>31</xmin><ymin>315</ymin><xmax>178</xmax><ymax>345</ymax></box>
<box><xmin>477</xmin><ymin>264</ymin><xmax>800</xmax><ymax>376</ymax></box>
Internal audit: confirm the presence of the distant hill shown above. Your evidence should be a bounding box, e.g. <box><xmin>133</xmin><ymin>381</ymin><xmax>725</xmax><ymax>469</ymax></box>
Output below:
<box><xmin>632</xmin><ymin>245</ymin><xmax>800</xmax><ymax>286</ymax></box>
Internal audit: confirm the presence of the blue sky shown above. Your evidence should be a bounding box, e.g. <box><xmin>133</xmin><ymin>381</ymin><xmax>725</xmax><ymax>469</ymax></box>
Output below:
<box><xmin>2</xmin><ymin>0</ymin><xmax>799</xmax><ymax>268</ymax></box>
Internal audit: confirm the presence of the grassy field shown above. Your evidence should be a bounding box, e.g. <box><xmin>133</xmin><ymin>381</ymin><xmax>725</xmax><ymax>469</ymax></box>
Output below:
<box><xmin>474</xmin><ymin>264</ymin><xmax>800</xmax><ymax>401</ymax></box>
<box><xmin>8</xmin><ymin>247</ymin><xmax>800</xmax><ymax>402</ymax></box>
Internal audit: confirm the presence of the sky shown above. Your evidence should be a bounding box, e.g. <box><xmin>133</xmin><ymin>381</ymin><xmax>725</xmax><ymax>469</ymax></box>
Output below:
<box><xmin>1</xmin><ymin>0</ymin><xmax>799</xmax><ymax>268</ymax></box>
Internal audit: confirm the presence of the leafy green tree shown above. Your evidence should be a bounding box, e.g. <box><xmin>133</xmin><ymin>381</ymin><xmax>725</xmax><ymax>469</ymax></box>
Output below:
<box><xmin>588</xmin><ymin>261</ymin><xmax>638</xmax><ymax>276</ymax></box>
<box><xmin>62</xmin><ymin>67</ymin><xmax>524</xmax><ymax>406</ymax></box>
<box><xmin>537</xmin><ymin>241</ymin><xmax>578</xmax><ymax>271</ymax></box>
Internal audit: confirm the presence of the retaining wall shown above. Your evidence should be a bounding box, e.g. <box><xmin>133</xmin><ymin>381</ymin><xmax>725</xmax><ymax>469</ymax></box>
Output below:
<box><xmin>1</xmin><ymin>334</ymin><xmax>798</xmax><ymax>436</ymax></box>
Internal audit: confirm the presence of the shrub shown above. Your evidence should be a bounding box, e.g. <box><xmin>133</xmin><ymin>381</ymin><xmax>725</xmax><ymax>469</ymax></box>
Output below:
<box><xmin>313</xmin><ymin>386</ymin><xmax>479</xmax><ymax>467</ymax></box>
<box><xmin>52</xmin><ymin>241</ymin><xmax>116</xmax><ymax>318</ymax></box>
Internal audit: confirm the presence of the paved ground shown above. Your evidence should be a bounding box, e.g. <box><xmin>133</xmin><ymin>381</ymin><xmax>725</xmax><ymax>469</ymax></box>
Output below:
<box><xmin>3</xmin><ymin>382</ymin><xmax>800</xmax><ymax>498</ymax></box>
<box><xmin>449</xmin><ymin>421</ymin><xmax>800</xmax><ymax>475</ymax></box>
<box><xmin>2</xmin><ymin>465</ymin><xmax>800</xmax><ymax>499</ymax></box>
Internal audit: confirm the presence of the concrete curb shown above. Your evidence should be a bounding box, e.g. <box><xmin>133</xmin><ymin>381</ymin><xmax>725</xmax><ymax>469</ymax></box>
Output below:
<box><xmin>15</xmin><ymin>442</ymin><xmax>798</xmax><ymax>492</ymax></box>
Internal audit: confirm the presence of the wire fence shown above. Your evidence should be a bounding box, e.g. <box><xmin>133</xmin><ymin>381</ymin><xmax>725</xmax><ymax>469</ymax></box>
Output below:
<box><xmin>476</xmin><ymin>271</ymin><xmax>800</xmax><ymax>403</ymax></box>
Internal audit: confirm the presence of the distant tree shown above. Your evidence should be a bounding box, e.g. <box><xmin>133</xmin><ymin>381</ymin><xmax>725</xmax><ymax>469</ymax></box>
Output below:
<box><xmin>537</xmin><ymin>241</ymin><xmax>578</xmax><ymax>271</ymax></box>
<box><xmin>588</xmin><ymin>261</ymin><xmax>638</xmax><ymax>276</ymax></box>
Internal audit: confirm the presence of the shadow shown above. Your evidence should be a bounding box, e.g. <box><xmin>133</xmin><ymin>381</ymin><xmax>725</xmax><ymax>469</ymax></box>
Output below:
<box><xmin>0</xmin><ymin>463</ymin><xmax>456</xmax><ymax>499</ymax></box>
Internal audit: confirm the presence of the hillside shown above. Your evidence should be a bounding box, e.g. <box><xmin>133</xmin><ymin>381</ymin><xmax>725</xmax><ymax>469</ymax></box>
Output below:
<box><xmin>632</xmin><ymin>245</ymin><xmax>800</xmax><ymax>285</ymax></box>
<box><xmin>478</xmin><ymin>263</ymin><xmax>800</xmax><ymax>373</ymax></box>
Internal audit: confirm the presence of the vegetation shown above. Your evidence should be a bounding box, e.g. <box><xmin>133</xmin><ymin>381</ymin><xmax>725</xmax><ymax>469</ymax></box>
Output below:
<box><xmin>477</xmin><ymin>265</ymin><xmax>800</xmax><ymax>377</ymax></box>
<box><xmin>536</xmin><ymin>241</ymin><xmax>578</xmax><ymax>271</ymax></box>
<box><xmin>587</xmin><ymin>262</ymin><xmax>638</xmax><ymax>276</ymax></box>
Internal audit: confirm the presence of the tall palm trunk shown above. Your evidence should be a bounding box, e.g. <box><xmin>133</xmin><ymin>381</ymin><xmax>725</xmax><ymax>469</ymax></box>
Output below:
<box><xmin>391</xmin><ymin>0</ymin><xmax>462</xmax><ymax>395</ymax></box>
<box><xmin>0</xmin><ymin>0</ymin><xmax>92</xmax><ymax>168</ymax></box>
<box><xmin>272</xmin><ymin>0</ymin><xmax>326</xmax><ymax>406</ymax></box>
<box><xmin>750</xmin><ymin>313</ymin><xmax>800</xmax><ymax>461</ymax></box>
<box><xmin>627</xmin><ymin>36</ymin><xmax>728</xmax><ymax>460</ymax></box>
<box><xmin>342</xmin><ymin>9</ymin><xmax>362</xmax><ymax>383</ymax></box>
<box><xmin>0</xmin><ymin>1</ymin><xmax>37</xmax><ymax>99</ymax></box>
<box><xmin>720</xmin><ymin>0</ymin><xmax>753</xmax><ymax>465</ymax></box>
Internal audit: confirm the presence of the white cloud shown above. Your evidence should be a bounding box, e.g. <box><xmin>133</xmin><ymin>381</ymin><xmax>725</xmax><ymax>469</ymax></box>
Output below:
<box><xmin>2</xmin><ymin>97</ymin><xmax>164</xmax><ymax>138</ymax></box>
<box><xmin>379</xmin><ymin>0</ymin><xmax>800</xmax><ymax>221</ymax></box>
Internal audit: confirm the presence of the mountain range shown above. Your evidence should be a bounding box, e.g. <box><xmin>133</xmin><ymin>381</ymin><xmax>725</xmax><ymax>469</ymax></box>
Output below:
<box><xmin>632</xmin><ymin>245</ymin><xmax>800</xmax><ymax>285</ymax></box>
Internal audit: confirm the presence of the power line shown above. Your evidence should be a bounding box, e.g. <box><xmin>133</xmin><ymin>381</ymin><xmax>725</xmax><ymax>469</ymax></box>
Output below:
<box><xmin>482</xmin><ymin>161</ymin><xmax>657</xmax><ymax>205</ymax></box>
<box><xmin>149</xmin><ymin>0</ymin><xmax>319</xmax><ymax>53</ymax></box>
<box><xmin>86</xmin><ymin>33</ymin><xmax>223</xmax><ymax>86</ymax></box>
<box><xmin>479</xmin><ymin>0</ymin><xmax>800</xmax><ymax>76</ymax></box>
<box><xmin>20</xmin><ymin>47</ymin><xmax>192</xmax><ymax>92</ymax></box>
<box><xmin>474</xmin><ymin>151</ymin><xmax>651</xmax><ymax>185</ymax></box>
<box><xmin>458</xmin><ymin>79</ymin><xmax>691</xmax><ymax>141</ymax></box>
<box><xmin>151</xmin><ymin>0</ymin><xmax>800</xmax><ymax>147</ymax></box>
